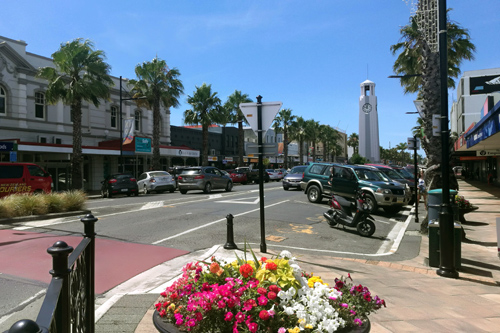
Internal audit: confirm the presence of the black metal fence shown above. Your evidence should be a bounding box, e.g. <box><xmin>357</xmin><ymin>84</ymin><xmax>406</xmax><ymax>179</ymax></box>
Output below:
<box><xmin>7</xmin><ymin>214</ymin><xmax>98</xmax><ymax>333</ymax></box>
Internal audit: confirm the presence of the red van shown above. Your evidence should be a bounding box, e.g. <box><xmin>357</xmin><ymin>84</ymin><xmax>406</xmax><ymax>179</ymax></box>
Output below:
<box><xmin>0</xmin><ymin>163</ymin><xmax>53</xmax><ymax>197</ymax></box>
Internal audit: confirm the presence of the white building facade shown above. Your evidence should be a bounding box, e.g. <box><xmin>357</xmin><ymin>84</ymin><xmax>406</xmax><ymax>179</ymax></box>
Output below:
<box><xmin>0</xmin><ymin>35</ymin><xmax>198</xmax><ymax>191</ymax></box>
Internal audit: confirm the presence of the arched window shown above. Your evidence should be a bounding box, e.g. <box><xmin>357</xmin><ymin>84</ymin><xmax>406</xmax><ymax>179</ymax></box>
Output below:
<box><xmin>0</xmin><ymin>86</ymin><xmax>6</xmax><ymax>115</ymax></box>
<box><xmin>111</xmin><ymin>106</ymin><xmax>118</xmax><ymax>129</ymax></box>
<box><xmin>35</xmin><ymin>92</ymin><xmax>46</xmax><ymax>119</ymax></box>
<box><xmin>135</xmin><ymin>110</ymin><xmax>142</xmax><ymax>132</ymax></box>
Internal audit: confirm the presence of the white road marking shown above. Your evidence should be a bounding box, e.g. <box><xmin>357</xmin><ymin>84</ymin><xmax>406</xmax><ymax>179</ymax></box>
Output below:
<box><xmin>216</xmin><ymin>196</ymin><xmax>260</xmax><ymax>204</ymax></box>
<box><xmin>151</xmin><ymin>200</ymin><xmax>290</xmax><ymax>244</ymax></box>
<box><xmin>140</xmin><ymin>201</ymin><xmax>164</xmax><ymax>210</ymax></box>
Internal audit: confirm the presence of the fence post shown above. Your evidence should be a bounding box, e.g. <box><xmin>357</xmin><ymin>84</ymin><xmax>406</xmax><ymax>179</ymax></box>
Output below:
<box><xmin>47</xmin><ymin>241</ymin><xmax>73</xmax><ymax>333</ymax></box>
<box><xmin>81</xmin><ymin>213</ymin><xmax>98</xmax><ymax>333</ymax></box>
<box><xmin>8</xmin><ymin>319</ymin><xmax>48</xmax><ymax>333</ymax></box>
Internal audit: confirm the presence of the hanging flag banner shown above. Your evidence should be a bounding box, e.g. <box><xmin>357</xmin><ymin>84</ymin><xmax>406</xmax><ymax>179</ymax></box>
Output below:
<box><xmin>123</xmin><ymin>118</ymin><xmax>134</xmax><ymax>145</ymax></box>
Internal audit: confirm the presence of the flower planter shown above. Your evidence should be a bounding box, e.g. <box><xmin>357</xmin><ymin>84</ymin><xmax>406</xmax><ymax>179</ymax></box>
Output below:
<box><xmin>458</xmin><ymin>206</ymin><xmax>479</xmax><ymax>223</ymax></box>
<box><xmin>153</xmin><ymin>310</ymin><xmax>371</xmax><ymax>333</ymax></box>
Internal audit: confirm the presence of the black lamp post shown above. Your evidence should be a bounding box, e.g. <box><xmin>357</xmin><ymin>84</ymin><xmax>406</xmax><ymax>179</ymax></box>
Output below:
<box><xmin>406</xmin><ymin>111</ymin><xmax>420</xmax><ymax>225</ymax></box>
<box><xmin>436</xmin><ymin>0</ymin><xmax>458</xmax><ymax>278</ymax></box>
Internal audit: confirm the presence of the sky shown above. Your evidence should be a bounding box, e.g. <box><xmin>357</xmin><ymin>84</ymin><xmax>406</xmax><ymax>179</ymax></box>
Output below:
<box><xmin>1</xmin><ymin>0</ymin><xmax>499</xmax><ymax>150</ymax></box>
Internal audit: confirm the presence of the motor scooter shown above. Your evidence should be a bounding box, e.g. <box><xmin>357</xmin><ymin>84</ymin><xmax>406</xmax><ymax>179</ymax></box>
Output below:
<box><xmin>323</xmin><ymin>191</ymin><xmax>376</xmax><ymax>237</ymax></box>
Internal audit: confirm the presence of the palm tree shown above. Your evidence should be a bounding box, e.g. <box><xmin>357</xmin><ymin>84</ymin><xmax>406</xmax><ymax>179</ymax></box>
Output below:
<box><xmin>289</xmin><ymin>116</ymin><xmax>307</xmax><ymax>164</ymax></box>
<box><xmin>224</xmin><ymin>91</ymin><xmax>252</xmax><ymax>167</ymax></box>
<box><xmin>272</xmin><ymin>108</ymin><xmax>296</xmax><ymax>169</ymax></box>
<box><xmin>323</xmin><ymin>126</ymin><xmax>341</xmax><ymax>162</ymax></box>
<box><xmin>37</xmin><ymin>38</ymin><xmax>113</xmax><ymax>190</ymax></box>
<box><xmin>304</xmin><ymin>119</ymin><xmax>320</xmax><ymax>162</ymax></box>
<box><xmin>184</xmin><ymin>83</ymin><xmax>221</xmax><ymax>166</ymax></box>
<box><xmin>391</xmin><ymin>5</ymin><xmax>475</xmax><ymax>195</ymax></box>
<box><xmin>347</xmin><ymin>133</ymin><xmax>359</xmax><ymax>156</ymax></box>
<box><xmin>395</xmin><ymin>142</ymin><xmax>409</xmax><ymax>165</ymax></box>
<box><xmin>129</xmin><ymin>58</ymin><xmax>184</xmax><ymax>170</ymax></box>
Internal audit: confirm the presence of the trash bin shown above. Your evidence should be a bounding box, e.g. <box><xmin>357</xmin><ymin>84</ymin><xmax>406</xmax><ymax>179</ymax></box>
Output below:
<box><xmin>428</xmin><ymin>220</ymin><xmax>462</xmax><ymax>269</ymax></box>
<box><xmin>427</xmin><ymin>189</ymin><xmax>461</xmax><ymax>269</ymax></box>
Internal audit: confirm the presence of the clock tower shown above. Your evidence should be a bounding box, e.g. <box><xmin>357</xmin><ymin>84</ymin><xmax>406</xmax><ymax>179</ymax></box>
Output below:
<box><xmin>358</xmin><ymin>80</ymin><xmax>380</xmax><ymax>162</ymax></box>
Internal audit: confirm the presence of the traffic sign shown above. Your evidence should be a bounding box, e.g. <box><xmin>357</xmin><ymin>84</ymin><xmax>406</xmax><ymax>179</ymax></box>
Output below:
<box><xmin>239</xmin><ymin>102</ymin><xmax>282</xmax><ymax>136</ymax></box>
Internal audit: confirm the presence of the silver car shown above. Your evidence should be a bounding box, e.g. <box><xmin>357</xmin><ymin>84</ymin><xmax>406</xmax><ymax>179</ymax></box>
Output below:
<box><xmin>282</xmin><ymin>165</ymin><xmax>307</xmax><ymax>190</ymax></box>
<box><xmin>137</xmin><ymin>171</ymin><xmax>176</xmax><ymax>194</ymax></box>
<box><xmin>178</xmin><ymin>166</ymin><xmax>233</xmax><ymax>194</ymax></box>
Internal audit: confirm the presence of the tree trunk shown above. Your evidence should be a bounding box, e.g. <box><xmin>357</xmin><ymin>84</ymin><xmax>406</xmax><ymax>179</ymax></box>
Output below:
<box><xmin>238</xmin><ymin>119</ymin><xmax>244</xmax><ymax>166</ymax></box>
<box><xmin>202</xmin><ymin>123</ymin><xmax>209</xmax><ymax>166</ymax></box>
<box><xmin>71</xmin><ymin>100</ymin><xmax>83</xmax><ymax>190</ymax></box>
<box><xmin>152</xmin><ymin>99</ymin><xmax>161</xmax><ymax>170</ymax></box>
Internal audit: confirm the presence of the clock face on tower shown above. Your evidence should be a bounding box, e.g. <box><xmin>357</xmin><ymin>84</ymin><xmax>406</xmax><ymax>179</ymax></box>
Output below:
<box><xmin>362</xmin><ymin>103</ymin><xmax>372</xmax><ymax>113</ymax></box>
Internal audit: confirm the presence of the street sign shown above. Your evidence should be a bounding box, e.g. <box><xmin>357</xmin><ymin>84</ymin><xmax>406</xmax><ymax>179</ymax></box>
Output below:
<box><xmin>239</xmin><ymin>102</ymin><xmax>282</xmax><ymax>136</ymax></box>
<box><xmin>407</xmin><ymin>137</ymin><xmax>420</xmax><ymax>150</ymax></box>
<box><xmin>246</xmin><ymin>143</ymin><xmax>278</xmax><ymax>155</ymax></box>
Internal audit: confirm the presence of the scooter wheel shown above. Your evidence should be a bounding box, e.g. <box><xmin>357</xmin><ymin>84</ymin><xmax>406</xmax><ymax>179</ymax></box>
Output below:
<box><xmin>357</xmin><ymin>220</ymin><xmax>376</xmax><ymax>237</ymax></box>
<box><xmin>327</xmin><ymin>220</ymin><xmax>338</xmax><ymax>227</ymax></box>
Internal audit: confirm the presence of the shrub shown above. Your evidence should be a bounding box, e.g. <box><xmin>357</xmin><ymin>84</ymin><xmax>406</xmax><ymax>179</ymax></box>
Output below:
<box><xmin>13</xmin><ymin>193</ymin><xmax>48</xmax><ymax>217</ymax></box>
<box><xmin>43</xmin><ymin>192</ymin><xmax>67</xmax><ymax>213</ymax></box>
<box><xmin>63</xmin><ymin>190</ymin><xmax>87</xmax><ymax>211</ymax></box>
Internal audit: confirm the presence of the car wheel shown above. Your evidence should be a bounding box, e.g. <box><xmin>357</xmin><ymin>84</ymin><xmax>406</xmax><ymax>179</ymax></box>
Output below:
<box><xmin>169</xmin><ymin>189</ymin><xmax>175</xmax><ymax>193</ymax></box>
<box><xmin>127</xmin><ymin>193</ymin><xmax>131</xmax><ymax>197</ymax></box>
<box><xmin>143</xmin><ymin>185</ymin><xmax>149</xmax><ymax>195</ymax></box>
<box><xmin>242</xmin><ymin>181</ymin><xmax>247</xmax><ymax>185</ymax></box>
<box><xmin>180</xmin><ymin>189</ymin><xmax>187</xmax><ymax>194</ymax></box>
<box><xmin>363</xmin><ymin>193</ymin><xmax>377</xmax><ymax>213</ymax></box>
<box><xmin>383</xmin><ymin>206</ymin><xmax>402</xmax><ymax>214</ymax></box>
<box><xmin>307</xmin><ymin>185</ymin><xmax>322</xmax><ymax>203</ymax></box>
<box><xmin>357</xmin><ymin>219</ymin><xmax>376</xmax><ymax>237</ymax></box>
<box><xmin>204</xmin><ymin>183</ymin><xmax>212</xmax><ymax>194</ymax></box>
<box><xmin>134</xmin><ymin>191</ymin><xmax>139</xmax><ymax>197</ymax></box>
<box><xmin>101</xmin><ymin>189</ymin><xmax>107</xmax><ymax>198</ymax></box>
<box><xmin>283</xmin><ymin>186</ymin><xmax>289</xmax><ymax>191</ymax></box>
<box><xmin>225</xmin><ymin>181</ymin><xmax>233</xmax><ymax>192</ymax></box>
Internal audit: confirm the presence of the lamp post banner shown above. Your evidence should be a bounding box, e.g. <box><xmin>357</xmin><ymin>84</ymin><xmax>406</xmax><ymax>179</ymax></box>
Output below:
<box><xmin>123</xmin><ymin>118</ymin><xmax>134</xmax><ymax>145</ymax></box>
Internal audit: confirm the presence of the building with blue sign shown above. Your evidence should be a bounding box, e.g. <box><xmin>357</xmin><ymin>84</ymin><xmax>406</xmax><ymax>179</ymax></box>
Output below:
<box><xmin>451</xmin><ymin>68</ymin><xmax>500</xmax><ymax>184</ymax></box>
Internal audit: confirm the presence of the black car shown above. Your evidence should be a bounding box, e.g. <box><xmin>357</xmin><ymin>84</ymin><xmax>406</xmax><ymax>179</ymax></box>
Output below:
<box><xmin>101</xmin><ymin>173</ymin><xmax>139</xmax><ymax>198</ymax></box>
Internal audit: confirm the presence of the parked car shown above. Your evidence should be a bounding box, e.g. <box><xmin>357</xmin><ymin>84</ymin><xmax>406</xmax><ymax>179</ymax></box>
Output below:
<box><xmin>235</xmin><ymin>167</ymin><xmax>270</xmax><ymax>183</ymax></box>
<box><xmin>178</xmin><ymin>166</ymin><xmax>233</xmax><ymax>194</ymax></box>
<box><xmin>275</xmin><ymin>169</ymin><xmax>286</xmax><ymax>180</ymax></box>
<box><xmin>282</xmin><ymin>165</ymin><xmax>307</xmax><ymax>190</ymax></box>
<box><xmin>169</xmin><ymin>166</ymin><xmax>188</xmax><ymax>188</ymax></box>
<box><xmin>100</xmin><ymin>173</ymin><xmax>139</xmax><ymax>198</ymax></box>
<box><xmin>266</xmin><ymin>169</ymin><xmax>281</xmax><ymax>181</ymax></box>
<box><xmin>0</xmin><ymin>162</ymin><xmax>53</xmax><ymax>197</ymax></box>
<box><xmin>365</xmin><ymin>164</ymin><xmax>414</xmax><ymax>204</ymax></box>
<box><xmin>228</xmin><ymin>169</ymin><xmax>248</xmax><ymax>185</ymax></box>
<box><xmin>300</xmin><ymin>162</ymin><xmax>408</xmax><ymax>213</ymax></box>
<box><xmin>137</xmin><ymin>171</ymin><xmax>176</xmax><ymax>194</ymax></box>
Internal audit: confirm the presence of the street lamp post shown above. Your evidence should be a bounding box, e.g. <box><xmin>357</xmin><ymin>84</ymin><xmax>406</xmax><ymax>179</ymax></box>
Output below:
<box><xmin>406</xmin><ymin>111</ymin><xmax>420</xmax><ymax>224</ymax></box>
<box><xmin>437</xmin><ymin>0</ymin><xmax>458</xmax><ymax>278</ymax></box>
<box><xmin>119</xmin><ymin>76</ymin><xmax>147</xmax><ymax>173</ymax></box>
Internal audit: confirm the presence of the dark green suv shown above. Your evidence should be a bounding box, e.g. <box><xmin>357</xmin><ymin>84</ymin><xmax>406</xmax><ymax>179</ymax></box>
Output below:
<box><xmin>300</xmin><ymin>163</ymin><xmax>409</xmax><ymax>213</ymax></box>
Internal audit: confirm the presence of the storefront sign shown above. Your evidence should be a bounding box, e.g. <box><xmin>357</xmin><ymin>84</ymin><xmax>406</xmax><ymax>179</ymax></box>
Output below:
<box><xmin>135</xmin><ymin>137</ymin><xmax>152</xmax><ymax>153</ymax></box>
<box><xmin>208</xmin><ymin>156</ymin><xmax>218</xmax><ymax>161</ymax></box>
<box><xmin>0</xmin><ymin>142</ymin><xmax>16</xmax><ymax>151</ymax></box>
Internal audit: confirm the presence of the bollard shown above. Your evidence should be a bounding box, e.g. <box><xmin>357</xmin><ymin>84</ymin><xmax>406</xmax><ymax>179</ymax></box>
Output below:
<box><xmin>224</xmin><ymin>214</ymin><xmax>238</xmax><ymax>249</ymax></box>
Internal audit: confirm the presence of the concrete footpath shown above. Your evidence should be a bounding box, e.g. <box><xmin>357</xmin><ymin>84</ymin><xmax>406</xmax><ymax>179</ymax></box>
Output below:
<box><xmin>95</xmin><ymin>179</ymin><xmax>500</xmax><ymax>333</ymax></box>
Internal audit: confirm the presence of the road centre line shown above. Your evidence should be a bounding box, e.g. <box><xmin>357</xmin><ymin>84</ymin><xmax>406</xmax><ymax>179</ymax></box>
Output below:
<box><xmin>151</xmin><ymin>200</ymin><xmax>290</xmax><ymax>245</ymax></box>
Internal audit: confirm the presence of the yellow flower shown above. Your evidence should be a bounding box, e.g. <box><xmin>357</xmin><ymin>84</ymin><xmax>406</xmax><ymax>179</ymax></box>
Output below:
<box><xmin>288</xmin><ymin>327</ymin><xmax>300</xmax><ymax>333</ymax></box>
<box><xmin>307</xmin><ymin>275</ymin><xmax>329</xmax><ymax>288</ymax></box>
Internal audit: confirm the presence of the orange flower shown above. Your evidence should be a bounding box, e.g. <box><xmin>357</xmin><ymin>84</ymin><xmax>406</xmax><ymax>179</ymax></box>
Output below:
<box><xmin>210</xmin><ymin>262</ymin><xmax>221</xmax><ymax>274</ymax></box>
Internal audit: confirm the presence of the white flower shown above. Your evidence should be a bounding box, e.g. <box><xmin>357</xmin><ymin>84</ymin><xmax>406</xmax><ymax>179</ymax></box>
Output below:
<box><xmin>279</xmin><ymin>250</ymin><xmax>293</xmax><ymax>259</ymax></box>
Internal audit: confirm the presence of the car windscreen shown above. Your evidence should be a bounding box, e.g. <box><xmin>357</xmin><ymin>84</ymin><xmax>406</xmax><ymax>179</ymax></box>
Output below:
<box><xmin>115</xmin><ymin>174</ymin><xmax>133</xmax><ymax>180</ymax></box>
<box><xmin>182</xmin><ymin>169</ymin><xmax>201</xmax><ymax>175</ymax></box>
<box><xmin>355</xmin><ymin>169</ymin><xmax>386</xmax><ymax>181</ymax></box>
<box><xmin>397</xmin><ymin>168</ymin><xmax>413</xmax><ymax>178</ymax></box>
<box><xmin>290</xmin><ymin>166</ymin><xmax>306</xmax><ymax>174</ymax></box>
<box><xmin>383</xmin><ymin>169</ymin><xmax>403</xmax><ymax>180</ymax></box>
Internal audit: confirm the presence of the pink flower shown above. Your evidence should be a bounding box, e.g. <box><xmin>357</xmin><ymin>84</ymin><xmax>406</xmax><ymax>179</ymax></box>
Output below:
<box><xmin>247</xmin><ymin>322</ymin><xmax>258</xmax><ymax>332</ymax></box>
<box><xmin>224</xmin><ymin>312</ymin><xmax>234</xmax><ymax>322</ymax></box>
<box><xmin>235</xmin><ymin>311</ymin><xmax>245</xmax><ymax>323</ymax></box>
<box><xmin>278</xmin><ymin>328</ymin><xmax>286</xmax><ymax>333</ymax></box>
<box><xmin>354</xmin><ymin>318</ymin><xmax>363</xmax><ymax>326</ymax></box>
<box><xmin>257</xmin><ymin>287</ymin><xmax>267</xmax><ymax>295</ymax></box>
<box><xmin>268</xmin><ymin>284</ymin><xmax>281</xmax><ymax>293</ymax></box>
<box><xmin>243</xmin><ymin>299</ymin><xmax>257</xmax><ymax>311</ymax></box>
<box><xmin>257</xmin><ymin>295</ymin><xmax>268</xmax><ymax>306</ymax></box>
<box><xmin>218</xmin><ymin>300</ymin><xmax>226</xmax><ymax>309</ymax></box>
<box><xmin>267</xmin><ymin>291</ymin><xmax>277</xmax><ymax>300</ymax></box>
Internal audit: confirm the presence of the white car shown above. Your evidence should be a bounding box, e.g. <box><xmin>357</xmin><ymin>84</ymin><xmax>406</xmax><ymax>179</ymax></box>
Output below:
<box><xmin>137</xmin><ymin>171</ymin><xmax>176</xmax><ymax>194</ymax></box>
<box><xmin>266</xmin><ymin>169</ymin><xmax>281</xmax><ymax>181</ymax></box>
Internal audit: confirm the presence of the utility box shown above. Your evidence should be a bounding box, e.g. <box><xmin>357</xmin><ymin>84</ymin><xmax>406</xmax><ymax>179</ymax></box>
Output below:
<box><xmin>427</xmin><ymin>189</ymin><xmax>461</xmax><ymax>269</ymax></box>
<box><xmin>428</xmin><ymin>220</ymin><xmax>462</xmax><ymax>269</ymax></box>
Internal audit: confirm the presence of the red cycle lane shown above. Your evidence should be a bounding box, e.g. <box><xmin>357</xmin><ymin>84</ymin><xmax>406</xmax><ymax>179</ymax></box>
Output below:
<box><xmin>0</xmin><ymin>229</ymin><xmax>189</xmax><ymax>294</ymax></box>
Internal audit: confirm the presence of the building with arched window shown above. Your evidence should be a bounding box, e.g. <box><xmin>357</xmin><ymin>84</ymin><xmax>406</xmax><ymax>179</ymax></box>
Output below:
<box><xmin>0</xmin><ymin>35</ymin><xmax>199</xmax><ymax>191</ymax></box>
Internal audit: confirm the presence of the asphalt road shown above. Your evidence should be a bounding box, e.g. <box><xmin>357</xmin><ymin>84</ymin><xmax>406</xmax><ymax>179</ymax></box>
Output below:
<box><xmin>0</xmin><ymin>181</ymin><xmax>420</xmax><ymax>331</ymax></box>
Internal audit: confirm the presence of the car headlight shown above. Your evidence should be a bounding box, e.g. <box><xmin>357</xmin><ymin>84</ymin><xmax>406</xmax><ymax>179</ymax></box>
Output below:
<box><xmin>376</xmin><ymin>188</ymin><xmax>392</xmax><ymax>195</ymax></box>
